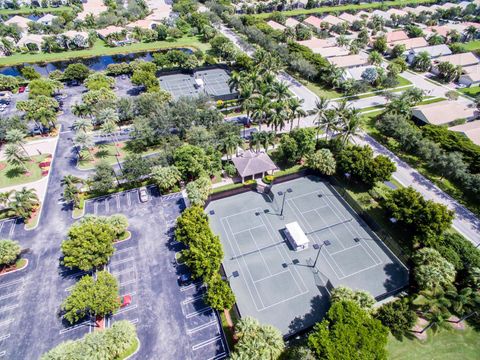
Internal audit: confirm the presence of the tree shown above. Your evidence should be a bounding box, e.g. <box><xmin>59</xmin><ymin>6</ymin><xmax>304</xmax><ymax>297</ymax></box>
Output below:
<box><xmin>61</xmin><ymin>219</ymin><xmax>116</xmax><ymax>271</ymax></box>
<box><xmin>91</xmin><ymin>162</ymin><xmax>115</xmax><ymax>193</ymax></box>
<box><xmin>82</xmin><ymin>89</ymin><xmax>117</xmax><ymax>108</ymax></box>
<box><xmin>10</xmin><ymin>187</ymin><xmax>39</xmax><ymax>220</ymax></box>
<box><xmin>173</xmin><ymin>144</ymin><xmax>210</xmax><ymax>180</ymax></box>
<box><xmin>62</xmin><ymin>271</ymin><xmax>119</xmax><ymax>324</ymax></box>
<box><xmin>72</xmin><ymin>118</ymin><xmax>93</xmax><ymax>133</ymax></box>
<box><xmin>64</xmin><ymin>63</ymin><xmax>90</xmax><ymax>82</ymax></box>
<box><xmin>4</xmin><ymin>143</ymin><xmax>28</xmax><ymax>172</ymax></box>
<box><xmin>330</xmin><ymin>286</ymin><xmax>376</xmax><ymax>311</ymax></box>
<box><xmin>275</xmin><ymin>134</ymin><xmax>298</xmax><ymax>166</ymax></box>
<box><xmin>305</xmin><ymin>148</ymin><xmax>336</xmax><ymax>175</ymax></box>
<box><xmin>74</xmin><ymin>131</ymin><xmax>93</xmax><ymax>160</ymax></box>
<box><xmin>122</xmin><ymin>154</ymin><xmax>150</xmax><ymax>183</ymax></box>
<box><xmin>20</xmin><ymin>66</ymin><xmax>40</xmax><ymax>80</ymax></box>
<box><xmin>374</xmin><ymin>298</ymin><xmax>417</xmax><ymax>338</ymax></box>
<box><xmin>131</xmin><ymin>69</ymin><xmax>159</xmax><ymax>92</ymax></box>
<box><xmin>308</xmin><ymin>300</ymin><xmax>388</xmax><ymax>360</ymax></box>
<box><xmin>28</xmin><ymin>78</ymin><xmax>63</xmax><ymax>98</ymax></box>
<box><xmin>107</xmin><ymin>214</ymin><xmax>129</xmax><ymax>239</ymax></box>
<box><xmin>231</xmin><ymin>317</ymin><xmax>284</xmax><ymax>360</ymax></box>
<box><xmin>205</xmin><ymin>274</ymin><xmax>235</xmax><ymax>310</ymax></box>
<box><xmin>186</xmin><ymin>176</ymin><xmax>211</xmax><ymax>207</ymax></box>
<box><xmin>368</xmin><ymin>50</ymin><xmax>383</xmax><ymax>66</ymax></box>
<box><xmin>361</xmin><ymin>67</ymin><xmax>378</xmax><ymax>84</ymax></box>
<box><xmin>412</xmin><ymin>51</ymin><xmax>432</xmax><ymax>72</ymax></box>
<box><xmin>364</xmin><ymin>155</ymin><xmax>396</xmax><ymax>187</ymax></box>
<box><xmin>437</xmin><ymin>61</ymin><xmax>462</xmax><ymax>82</ymax></box>
<box><xmin>390</xmin><ymin>44</ymin><xmax>406</xmax><ymax>59</ymax></box>
<box><xmin>5</xmin><ymin>129</ymin><xmax>28</xmax><ymax>154</ymax></box>
<box><xmin>413</xmin><ymin>247</ymin><xmax>456</xmax><ymax>290</ymax></box>
<box><xmin>373</xmin><ymin>36</ymin><xmax>387</xmax><ymax>53</ymax></box>
<box><xmin>151</xmin><ymin>165</ymin><xmax>182</xmax><ymax>192</ymax></box>
<box><xmin>219</xmin><ymin>133</ymin><xmax>243</xmax><ymax>160</ymax></box>
<box><xmin>84</xmin><ymin>72</ymin><xmax>115</xmax><ymax>91</ymax></box>
<box><xmin>0</xmin><ymin>239</ymin><xmax>21</xmax><ymax>266</ymax></box>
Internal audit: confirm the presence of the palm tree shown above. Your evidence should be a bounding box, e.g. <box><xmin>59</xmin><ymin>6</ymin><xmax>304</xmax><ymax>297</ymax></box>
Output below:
<box><xmin>260</xmin><ymin>131</ymin><xmax>276</xmax><ymax>152</ymax></box>
<box><xmin>72</xmin><ymin>103</ymin><xmax>91</xmax><ymax>119</ymax></box>
<box><xmin>336</xmin><ymin>35</ymin><xmax>349</xmax><ymax>47</ymax></box>
<box><xmin>272</xmin><ymin>81</ymin><xmax>290</xmax><ymax>102</ymax></box>
<box><xmin>250</xmin><ymin>132</ymin><xmax>262</xmax><ymax>153</ymax></box>
<box><xmin>339</xmin><ymin>109</ymin><xmax>361</xmax><ymax>147</ymax></box>
<box><xmin>96</xmin><ymin>108</ymin><xmax>119</xmax><ymax>126</ymax></box>
<box><xmin>73</xmin><ymin>132</ymin><xmax>94</xmax><ymax>160</ymax></box>
<box><xmin>287</xmin><ymin>98</ymin><xmax>306</xmax><ymax>130</ymax></box>
<box><xmin>251</xmin><ymin>95</ymin><xmax>271</xmax><ymax>131</ymax></box>
<box><xmin>465</xmin><ymin>25</ymin><xmax>478</xmax><ymax>42</ymax></box>
<box><xmin>61</xmin><ymin>174</ymin><xmax>83</xmax><ymax>187</ymax></box>
<box><xmin>228</xmin><ymin>70</ymin><xmax>242</xmax><ymax>93</ymax></box>
<box><xmin>220</xmin><ymin>134</ymin><xmax>243</xmax><ymax>159</ymax></box>
<box><xmin>448</xmin><ymin>287</ymin><xmax>480</xmax><ymax>316</ymax></box>
<box><xmin>313</xmin><ymin>97</ymin><xmax>331</xmax><ymax>140</ymax></box>
<box><xmin>11</xmin><ymin>187</ymin><xmax>39</xmax><ymax>220</ymax></box>
<box><xmin>413</xmin><ymin>287</ymin><xmax>452</xmax><ymax>333</ymax></box>
<box><xmin>72</xmin><ymin>118</ymin><xmax>93</xmax><ymax>133</ymax></box>
<box><xmin>368</xmin><ymin>50</ymin><xmax>383</xmax><ymax>66</ymax></box>
<box><xmin>267</xmin><ymin>102</ymin><xmax>288</xmax><ymax>133</ymax></box>
<box><xmin>0</xmin><ymin>190</ymin><xmax>13</xmax><ymax>209</ymax></box>
<box><xmin>5</xmin><ymin>129</ymin><xmax>28</xmax><ymax>155</ymax></box>
<box><xmin>101</xmin><ymin>120</ymin><xmax>121</xmax><ymax>157</ymax></box>
<box><xmin>413</xmin><ymin>51</ymin><xmax>432</xmax><ymax>72</ymax></box>
<box><xmin>4</xmin><ymin>144</ymin><xmax>29</xmax><ymax>172</ymax></box>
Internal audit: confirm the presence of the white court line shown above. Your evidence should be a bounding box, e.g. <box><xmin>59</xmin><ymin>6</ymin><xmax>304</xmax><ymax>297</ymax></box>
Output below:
<box><xmin>221</xmin><ymin>217</ymin><xmax>266</xmax><ymax>311</ymax></box>
<box><xmin>120</xmin><ymin>291</ymin><xmax>137</xmax><ymax>297</ymax></box>
<box><xmin>105</xmin><ymin>199</ymin><xmax>110</xmax><ymax>213</ymax></box>
<box><xmin>0</xmin><ymin>292</ymin><xmax>21</xmax><ymax>301</ymax></box>
<box><xmin>187</xmin><ymin>320</ymin><xmax>217</xmax><ymax>334</ymax></box>
<box><xmin>93</xmin><ymin>202</ymin><xmax>98</xmax><ymax>215</ymax></box>
<box><xmin>127</xmin><ymin>192</ymin><xmax>132</xmax><ymax>207</ymax></box>
<box><xmin>110</xmin><ymin>257</ymin><xmax>134</xmax><ymax>266</ymax></box>
<box><xmin>0</xmin><ymin>279</ymin><xmax>23</xmax><ymax>289</ymax></box>
<box><xmin>328</xmin><ymin>244</ymin><xmax>363</xmax><ymax>256</ymax></box>
<box><xmin>0</xmin><ymin>334</ymin><xmax>10</xmax><ymax>341</ymax></box>
<box><xmin>192</xmin><ymin>335</ymin><xmax>221</xmax><ymax>351</ymax></box>
<box><xmin>59</xmin><ymin>321</ymin><xmax>90</xmax><ymax>334</ymax></box>
<box><xmin>252</xmin><ymin>269</ymin><xmax>292</xmax><ymax>283</ymax></box>
<box><xmin>114</xmin><ymin>304</ymin><xmax>138</xmax><ymax>316</ymax></box>
<box><xmin>0</xmin><ymin>221</ymin><xmax>4</xmax><ymax>234</ymax></box>
<box><xmin>113</xmin><ymin>247</ymin><xmax>135</xmax><ymax>255</ymax></box>
<box><xmin>186</xmin><ymin>307</ymin><xmax>211</xmax><ymax>319</ymax></box>
<box><xmin>232</xmin><ymin>224</ymin><xmax>265</xmax><ymax>236</ymax></box>
<box><xmin>0</xmin><ymin>304</ymin><xmax>18</xmax><ymax>313</ymax></box>
<box><xmin>128</xmin><ymin>318</ymin><xmax>139</xmax><ymax>324</ymax></box>
<box><xmin>208</xmin><ymin>353</ymin><xmax>227</xmax><ymax>360</ymax></box>
<box><xmin>116</xmin><ymin>195</ymin><xmax>121</xmax><ymax>211</ymax></box>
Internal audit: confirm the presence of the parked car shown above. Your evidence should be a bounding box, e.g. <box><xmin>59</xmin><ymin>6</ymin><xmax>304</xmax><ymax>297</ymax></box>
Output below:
<box><xmin>18</xmin><ymin>86</ymin><xmax>26</xmax><ymax>93</ymax></box>
<box><xmin>139</xmin><ymin>186</ymin><xmax>149</xmax><ymax>202</ymax></box>
<box><xmin>177</xmin><ymin>273</ymin><xmax>193</xmax><ymax>286</ymax></box>
<box><xmin>120</xmin><ymin>295</ymin><xmax>132</xmax><ymax>308</ymax></box>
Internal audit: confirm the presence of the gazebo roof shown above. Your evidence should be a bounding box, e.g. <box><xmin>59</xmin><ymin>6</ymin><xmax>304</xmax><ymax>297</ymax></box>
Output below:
<box><xmin>232</xmin><ymin>151</ymin><xmax>277</xmax><ymax>178</ymax></box>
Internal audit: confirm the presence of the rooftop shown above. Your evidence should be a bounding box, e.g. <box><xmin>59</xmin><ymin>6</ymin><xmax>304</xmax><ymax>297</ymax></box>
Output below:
<box><xmin>327</xmin><ymin>53</ymin><xmax>369</xmax><ymax>68</ymax></box>
<box><xmin>338</xmin><ymin>12</ymin><xmax>358</xmax><ymax>24</ymax></box>
<box><xmin>297</xmin><ymin>37</ymin><xmax>336</xmax><ymax>50</ymax></box>
<box><xmin>322</xmin><ymin>14</ymin><xmax>346</xmax><ymax>26</ymax></box>
<box><xmin>449</xmin><ymin>120</ymin><xmax>480</xmax><ymax>145</ymax></box>
<box><xmin>232</xmin><ymin>150</ymin><xmax>277</xmax><ymax>178</ymax></box>
<box><xmin>315</xmin><ymin>46</ymin><xmax>349</xmax><ymax>58</ymax></box>
<box><xmin>389</xmin><ymin>37</ymin><xmax>428</xmax><ymax>50</ymax></box>
<box><xmin>267</xmin><ymin>20</ymin><xmax>286</xmax><ymax>31</ymax></box>
<box><xmin>408</xmin><ymin>44</ymin><xmax>452</xmax><ymax>58</ymax></box>
<box><xmin>4</xmin><ymin>15</ymin><xmax>31</xmax><ymax>30</ymax></box>
<box><xmin>384</xmin><ymin>30</ymin><xmax>409</xmax><ymax>43</ymax></box>
<box><xmin>303</xmin><ymin>15</ymin><xmax>323</xmax><ymax>29</ymax></box>
<box><xmin>412</xmin><ymin>101</ymin><xmax>477</xmax><ymax>125</ymax></box>
<box><xmin>433</xmin><ymin>52</ymin><xmax>480</xmax><ymax>67</ymax></box>
<box><xmin>285</xmin><ymin>18</ymin><xmax>300</xmax><ymax>28</ymax></box>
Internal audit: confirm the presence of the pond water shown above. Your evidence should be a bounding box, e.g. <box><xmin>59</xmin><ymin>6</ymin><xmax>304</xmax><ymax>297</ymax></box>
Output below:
<box><xmin>0</xmin><ymin>48</ymin><xmax>193</xmax><ymax>76</ymax></box>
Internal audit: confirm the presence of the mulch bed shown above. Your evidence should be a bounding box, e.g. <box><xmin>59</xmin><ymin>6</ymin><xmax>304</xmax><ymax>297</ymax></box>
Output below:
<box><xmin>448</xmin><ymin>316</ymin><xmax>466</xmax><ymax>330</ymax></box>
<box><xmin>411</xmin><ymin>318</ymin><xmax>429</xmax><ymax>340</ymax></box>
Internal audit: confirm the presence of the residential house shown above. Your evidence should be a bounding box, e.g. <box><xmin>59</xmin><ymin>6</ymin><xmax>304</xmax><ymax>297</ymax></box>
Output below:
<box><xmin>321</xmin><ymin>15</ymin><xmax>346</xmax><ymax>27</ymax></box>
<box><xmin>4</xmin><ymin>15</ymin><xmax>31</xmax><ymax>34</ymax></box>
<box><xmin>432</xmin><ymin>52</ymin><xmax>480</xmax><ymax>74</ymax></box>
<box><xmin>77</xmin><ymin>0</ymin><xmax>108</xmax><ymax>20</ymax></box>
<box><xmin>338</xmin><ymin>12</ymin><xmax>358</xmax><ymax>24</ymax></box>
<box><xmin>303</xmin><ymin>15</ymin><xmax>323</xmax><ymax>29</ymax></box>
<box><xmin>285</xmin><ymin>18</ymin><xmax>300</xmax><ymax>28</ymax></box>
<box><xmin>316</xmin><ymin>46</ymin><xmax>349</xmax><ymax>58</ymax></box>
<box><xmin>64</xmin><ymin>30</ymin><xmax>90</xmax><ymax>48</ymax></box>
<box><xmin>449</xmin><ymin>120</ymin><xmax>480</xmax><ymax>145</ymax></box>
<box><xmin>126</xmin><ymin>19</ymin><xmax>159</xmax><ymax>30</ymax></box>
<box><xmin>371</xmin><ymin>10</ymin><xmax>390</xmax><ymax>21</ymax></box>
<box><xmin>266</xmin><ymin>20</ymin><xmax>286</xmax><ymax>31</ymax></box>
<box><xmin>16</xmin><ymin>34</ymin><xmax>44</xmax><ymax>51</ymax></box>
<box><xmin>297</xmin><ymin>37</ymin><xmax>336</xmax><ymax>51</ymax></box>
<box><xmin>327</xmin><ymin>53</ymin><xmax>369</xmax><ymax>68</ymax></box>
<box><xmin>388</xmin><ymin>37</ymin><xmax>428</xmax><ymax>51</ymax></box>
<box><xmin>96</xmin><ymin>26</ymin><xmax>125</xmax><ymax>39</ymax></box>
<box><xmin>405</xmin><ymin>5</ymin><xmax>434</xmax><ymax>15</ymax></box>
<box><xmin>406</xmin><ymin>44</ymin><xmax>452</xmax><ymax>64</ymax></box>
<box><xmin>412</xmin><ymin>101</ymin><xmax>477</xmax><ymax>125</ymax></box>
<box><xmin>343</xmin><ymin>65</ymin><xmax>379</xmax><ymax>81</ymax></box>
<box><xmin>386</xmin><ymin>8</ymin><xmax>408</xmax><ymax>17</ymax></box>
<box><xmin>37</xmin><ymin>14</ymin><xmax>56</xmax><ymax>26</ymax></box>
<box><xmin>459</xmin><ymin>64</ymin><xmax>480</xmax><ymax>86</ymax></box>
<box><xmin>384</xmin><ymin>30</ymin><xmax>409</xmax><ymax>44</ymax></box>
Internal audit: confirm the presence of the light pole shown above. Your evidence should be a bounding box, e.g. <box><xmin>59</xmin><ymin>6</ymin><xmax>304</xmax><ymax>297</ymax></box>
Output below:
<box><xmin>278</xmin><ymin>188</ymin><xmax>293</xmax><ymax>219</ymax></box>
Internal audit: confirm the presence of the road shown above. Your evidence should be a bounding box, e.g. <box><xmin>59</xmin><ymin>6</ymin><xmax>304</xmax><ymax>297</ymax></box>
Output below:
<box><xmin>216</xmin><ymin>22</ymin><xmax>480</xmax><ymax>245</ymax></box>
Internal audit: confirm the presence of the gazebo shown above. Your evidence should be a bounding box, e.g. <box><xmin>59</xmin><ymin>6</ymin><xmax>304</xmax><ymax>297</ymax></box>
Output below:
<box><xmin>232</xmin><ymin>150</ymin><xmax>277</xmax><ymax>183</ymax></box>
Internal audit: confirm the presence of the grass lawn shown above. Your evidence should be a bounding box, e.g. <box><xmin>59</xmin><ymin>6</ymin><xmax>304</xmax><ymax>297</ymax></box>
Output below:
<box><xmin>78</xmin><ymin>142</ymin><xmax>160</xmax><ymax>170</ymax></box>
<box><xmin>0</xmin><ymin>6</ymin><xmax>70</xmax><ymax>15</ymax></box>
<box><xmin>396</xmin><ymin>75</ymin><xmax>412</xmax><ymax>87</ymax></box>
<box><xmin>254</xmin><ymin>0</ymin><xmax>436</xmax><ymax>18</ymax></box>
<box><xmin>454</xmin><ymin>40</ymin><xmax>480</xmax><ymax>52</ymax></box>
<box><xmin>0</xmin><ymin>36</ymin><xmax>210</xmax><ymax>66</ymax></box>
<box><xmin>220</xmin><ymin>309</ymin><xmax>239</xmax><ymax>352</ymax></box>
<box><xmin>458</xmin><ymin>86</ymin><xmax>480</xmax><ymax>97</ymax></box>
<box><xmin>387</xmin><ymin>326</ymin><xmax>480</xmax><ymax>360</ymax></box>
<box><xmin>304</xmin><ymin>80</ymin><xmax>344</xmax><ymax>99</ymax></box>
<box><xmin>119</xmin><ymin>337</ymin><xmax>140</xmax><ymax>359</ymax></box>
<box><xmin>0</xmin><ymin>154</ymin><xmax>50</xmax><ymax>188</ymax></box>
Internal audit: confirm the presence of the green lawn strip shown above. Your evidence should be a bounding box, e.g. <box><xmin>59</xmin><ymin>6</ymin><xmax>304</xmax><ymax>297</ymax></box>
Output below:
<box><xmin>117</xmin><ymin>231</ymin><xmax>131</xmax><ymax>242</ymax></box>
<box><xmin>453</xmin><ymin>40</ymin><xmax>480</xmax><ymax>51</ymax></box>
<box><xmin>387</xmin><ymin>326</ymin><xmax>480</xmax><ymax>360</ymax></box>
<box><xmin>396</xmin><ymin>75</ymin><xmax>412</xmax><ymax>87</ymax></box>
<box><xmin>253</xmin><ymin>0</ymin><xmax>436</xmax><ymax>19</ymax></box>
<box><xmin>0</xmin><ymin>154</ymin><xmax>50</xmax><ymax>188</ymax></box>
<box><xmin>220</xmin><ymin>309</ymin><xmax>239</xmax><ymax>352</ymax></box>
<box><xmin>118</xmin><ymin>337</ymin><xmax>140</xmax><ymax>360</ymax></box>
<box><xmin>0</xmin><ymin>6</ymin><xmax>71</xmax><ymax>15</ymax></box>
<box><xmin>416</xmin><ymin>97</ymin><xmax>446</xmax><ymax>105</ymax></box>
<box><xmin>78</xmin><ymin>142</ymin><xmax>160</xmax><ymax>170</ymax></box>
<box><xmin>304</xmin><ymin>80</ymin><xmax>344</xmax><ymax>99</ymax></box>
<box><xmin>0</xmin><ymin>36</ymin><xmax>210</xmax><ymax>66</ymax></box>
<box><xmin>359</xmin><ymin>105</ymin><xmax>385</xmax><ymax>113</ymax></box>
<box><xmin>458</xmin><ymin>85</ymin><xmax>480</xmax><ymax>97</ymax></box>
<box><xmin>25</xmin><ymin>204</ymin><xmax>41</xmax><ymax>230</ymax></box>
<box><xmin>211</xmin><ymin>182</ymin><xmax>244</xmax><ymax>194</ymax></box>
<box><xmin>15</xmin><ymin>258</ymin><xmax>27</xmax><ymax>270</ymax></box>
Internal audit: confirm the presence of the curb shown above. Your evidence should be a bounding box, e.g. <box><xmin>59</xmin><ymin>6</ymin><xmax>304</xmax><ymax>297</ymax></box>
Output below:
<box><xmin>71</xmin><ymin>205</ymin><xmax>86</xmax><ymax>220</ymax></box>
<box><xmin>115</xmin><ymin>231</ymin><xmax>132</xmax><ymax>244</ymax></box>
<box><xmin>0</xmin><ymin>258</ymin><xmax>28</xmax><ymax>277</ymax></box>
<box><xmin>123</xmin><ymin>337</ymin><xmax>141</xmax><ymax>360</ymax></box>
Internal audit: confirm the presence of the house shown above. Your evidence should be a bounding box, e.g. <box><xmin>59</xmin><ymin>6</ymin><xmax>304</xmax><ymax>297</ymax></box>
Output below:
<box><xmin>303</xmin><ymin>15</ymin><xmax>323</xmax><ymax>29</ymax></box>
<box><xmin>297</xmin><ymin>37</ymin><xmax>336</xmax><ymax>51</ymax></box>
<box><xmin>126</xmin><ymin>19</ymin><xmax>159</xmax><ymax>30</ymax></box>
<box><xmin>356</xmin><ymin>11</ymin><xmax>371</xmax><ymax>20</ymax></box>
<box><xmin>432</xmin><ymin>52</ymin><xmax>480</xmax><ymax>74</ymax></box>
<box><xmin>406</xmin><ymin>44</ymin><xmax>452</xmax><ymax>64</ymax></box>
<box><xmin>4</xmin><ymin>15</ymin><xmax>31</xmax><ymax>34</ymax></box>
<box><xmin>327</xmin><ymin>53</ymin><xmax>369</xmax><ymax>68</ymax></box>
<box><xmin>291</xmin><ymin>0</ymin><xmax>308</xmax><ymax>9</ymax></box>
<box><xmin>386</xmin><ymin>8</ymin><xmax>408</xmax><ymax>17</ymax></box>
<box><xmin>339</xmin><ymin>12</ymin><xmax>358</xmax><ymax>24</ymax></box>
<box><xmin>384</xmin><ymin>30</ymin><xmax>409</xmax><ymax>43</ymax></box>
<box><xmin>343</xmin><ymin>65</ymin><xmax>379</xmax><ymax>81</ymax></box>
<box><xmin>316</xmin><ymin>46</ymin><xmax>349</xmax><ymax>58</ymax></box>
<box><xmin>321</xmin><ymin>15</ymin><xmax>346</xmax><ymax>27</ymax></box>
<box><xmin>37</xmin><ymin>14</ymin><xmax>56</xmax><ymax>26</ymax></box>
<box><xmin>96</xmin><ymin>26</ymin><xmax>125</xmax><ymax>39</ymax></box>
<box><xmin>231</xmin><ymin>150</ymin><xmax>277</xmax><ymax>183</ymax></box>
<box><xmin>457</xmin><ymin>1</ymin><xmax>473</xmax><ymax>10</ymax></box>
<box><xmin>405</xmin><ymin>5</ymin><xmax>434</xmax><ymax>15</ymax></box>
<box><xmin>16</xmin><ymin>34</ymin><xmax>44</xmax><ymax>51</ymax></box>
<box><xmin>77</xmin><ymin>0</ymin><xmax>108</xmax><ymax>20</ymax></box>
<box><xmin>449</xmin><ymin>120</ymin><xmax>480</xmax><ymax>145</ymax></box>
<box><xmin>285</xmin><ymin>18</ymin><xmax>300</xmax><ymax>28</ymax></box>
<box><xmin>64</xmin><ymin>30</ymin><xmax>90</xmax><ymax>47</ymax></box>
<box><xmin>440</xmin><ymin>2</ymin><xmax>459</xmax><ymax>10</ymax></box>
<box><xmin>266</xmin><ymin>20</ymin><xmax>286</xmax><ymax>31</ymax></box>
<box><xmin>459</xmin><ymin>64</ymin><xmax>480</xmax><ymax>86</ymax></box>
<box><xmin>388</xmin><ymin>37</ymin><xmax>428</xmax><ymax>50</ymax></box>
<box><xmin>425</xmin><ymin>25</ymin><xmax>451</xmax><ymax>38</ymax></box>
<box><xmin>412</xmin><ymin>101</ymin><xmax>477</xmax><ymax>125</ymax></box>
<box><xmin>371</xmin><ymin>10</ymin><xmax>390</xmax><ymax>21</ymax></box>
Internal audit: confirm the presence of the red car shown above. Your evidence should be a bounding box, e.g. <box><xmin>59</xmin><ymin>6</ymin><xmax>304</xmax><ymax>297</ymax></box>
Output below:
<box><xmin>18</xmin><ymin>86</ymin><xmax>26</xmax><ymax>93</ymax></box>
<box><xmin>120</xmin><ymin>295</ymin><xmax>132</xmax><ymax>308</ymax></box>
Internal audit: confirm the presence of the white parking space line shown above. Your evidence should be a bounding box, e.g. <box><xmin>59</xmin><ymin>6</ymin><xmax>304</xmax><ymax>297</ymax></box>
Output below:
<box><xmin>113</xmin><ymin>304</ymin><xmax>138</xmax><ymax>316</ymax></box>
<box><xmin>0</xmin><ymin>319</ymin><xmax>14</xmax><ymax>328</ymax></box>
<box><xmin>128</xmin><ymin>318</ymin><xmax>139</xmax><ymax>324</ymax></box>
<box><xmin>179</xmin><ymin>282</ymin><xmax>203</xmax><ymax>292</ymax></box>
<box><xmin>0</xmin><ymin>292</ymin><xmax>21</xmax><ymax>301</ymax></box>
<box><xmin>182</xmin><ymin>294</ymin><xmax>205</xmax><ymax>305</ymax></box>
<box><xmin>0</xmin><ymin>279</ymin><xmax>23</xmax><ymax>289</ymax></box>
<box><xmin>110</xmin><ymin>257</ymin><xmax>135</xmax><ymax>266</ymax></box>
<box><xmin>192</xmin><ymin>335</ymin><xmax>221</xmax><ymax>351</ymax></box>
<box><xmin>0</xmin><ymin>350</ymin><xmax>5</xmax><ymax>357</ymax></box>
<box><xmin>186</xmin><ymin>307</ymin><xmax>211</xmax><ymax>319</ymax></box>
<box><xmin>112</xmin><ymin>266</ymin><xmax>136</xmax><ymax>276</ymax></box>
<box><xmin>116</xmin><ymin>196</ymin><xmax>121</xmax><ymax>211</ymax></box>
<box><xmin>8</xmin><ymin>221</ymin><xmax>15</xmax><ymax>237</ymax></box>
<box><xmin>105</xmin><ymin>200</ymin><xmax>109</xmax><ymax>213</ymax></box>
<box><xmin>0</xmin><ymin>334</ymin><xmax>10</xmax><ymax>341</ymax></box>
<box><xmin>119</xmin><ymin>278</ymin><xmax>136</xmax><ymax>287</ymax></box>
<box><xmin>94</xmin><ymin>203</ymin><xmax>98</xmax><ymax>215</ymax></box>
<box><xmin>113</xmin><ymin>247</ymin><xmax>135</xmax><ymax>255</ymax></box>
<box><xmin>187</xmin><ymin>320</ymin><xmax>217</xmax><ymax>334</ymax></box>
<box><xmin>208</xmin><ymin>353</ymin><xmax>227</xmax><ymax>360</ymax></box>
<box><xmin>59</xmin><ymin>321</ymin><xmax>90</xmax><ymax>334</ymax></box>
<box><xmin>0</xmin><ymin>305</ymin><xmax>18</xmax><ymax>313</ymax></box>
<box><xmin>120</xmin><ymin>291</ymin><xmax>136</xmax><ymax>297</ymax></box>
<box><xmin>127</xmin><ymin>192</ymin><xmax>132</xmax><ymax>207</ymax></box>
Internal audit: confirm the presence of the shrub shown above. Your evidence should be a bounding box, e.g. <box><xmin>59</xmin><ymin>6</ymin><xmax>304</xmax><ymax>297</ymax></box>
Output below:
<box><xmin>374</xmin><ymin>298</ymin><xmax>417</xmax><ymax>338</ymax></box>
<box><xmin>0</xmin><ymin>239</ymin><xmax>21</xmax><ymax>266</ymax></box>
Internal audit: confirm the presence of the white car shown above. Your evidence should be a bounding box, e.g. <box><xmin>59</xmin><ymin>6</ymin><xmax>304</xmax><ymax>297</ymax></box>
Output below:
<box><xmin>139</xmin><ymin>187</ymin><xmax>149</xmax><ymax>202</ymax></box>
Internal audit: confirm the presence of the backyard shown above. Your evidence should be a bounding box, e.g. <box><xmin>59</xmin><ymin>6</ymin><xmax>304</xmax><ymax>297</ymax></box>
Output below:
<box><xmin>0</xmin><ymin>154</ymin><xmax>50</xmax><ymax>188</ymax></box>
<box><xmin>0</xmin><ymin>36</ymin><xmax>211</xmax><ymax>67</ymax></box>
<box><xmin>387</xmin><ymin>325</ymin><xmax>480</xmax><ymax>360</ymax></box>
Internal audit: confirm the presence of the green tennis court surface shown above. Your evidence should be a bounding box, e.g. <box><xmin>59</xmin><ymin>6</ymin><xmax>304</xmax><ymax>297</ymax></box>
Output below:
<box><xmin>206</xmin><ymin>176</ymin><xmax>409</xmax><ymax>336</ymax></box>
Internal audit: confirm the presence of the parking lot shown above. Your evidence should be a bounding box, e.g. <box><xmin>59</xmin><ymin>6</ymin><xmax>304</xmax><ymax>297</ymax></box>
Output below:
<box><xmin>83</xmin><ymin>186</ymin><xmax>229</xmax><ymax>359</ymax></box>
<box><xmin>0</xmin><ymin>274</ymin><xmax>24</xmax><ymax>358</ymax></box>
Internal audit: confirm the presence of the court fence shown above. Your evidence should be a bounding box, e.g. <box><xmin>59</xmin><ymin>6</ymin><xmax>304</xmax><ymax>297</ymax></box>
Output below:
<box><xmin>328</xmin><ymin>177</ymin><xmax>411</xmax><ymax>265</ymax></box>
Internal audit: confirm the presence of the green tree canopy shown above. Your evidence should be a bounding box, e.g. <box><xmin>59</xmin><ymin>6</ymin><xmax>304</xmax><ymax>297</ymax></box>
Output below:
<box><xmin>84</xmin><ymin>72</ymin><xmax>115</xmax><ymax>91</ymax></box>
<box><xmin>330</xmin><ymin>286</ymin><xmax>375</xmax><ymax>311</ymax></box>
<box><xmin>205</xmin><ymin>274</ymin><xmax>236</xmax><ymax>311</ymax></box>
<box><xmin>374</xmin><ymin>298</ymin><xmax>417</xmax><ymax>338</ymax></box>
<box><xmin>305</xmin><ymin>148</ymin><xmax>336</xmax><ymax>175</ymax></box>
<box><xmin>308</xmin><ymin>300</ymin><xmax>388</xmax><ymax>360</ymax></box>
<box><xmin>413</xmin><ymin>247</ymin><xmax>456</xmax><ymax>290</ymax></box>
<box><xmin>64</xmin><ymin>63</ymin><xmax>91</xmax><ymax>82</ymax></box>
<box><xmin>151</xmin><ymin>165</ymin><xmax>182</xmax><ymax>192</ymax></box>
<box><xmin>186</xmin><ymin>176</ymin><xmax>211</xmax><ymax>207</ymax></box>
<box><xmin>0</xmin><ymin>239</ymin><xmax>21</xmax><ymax>266</ymax></box>
<box><xmin>173</xmin><ymin>144</ymin><xmax>211</xmax><ymax>180</ymax></box>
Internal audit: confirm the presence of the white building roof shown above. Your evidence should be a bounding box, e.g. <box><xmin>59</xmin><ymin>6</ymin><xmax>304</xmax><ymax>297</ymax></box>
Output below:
<box><xmin>285</xmin><ymin>222</ymin><xmax>309</xmax><ymax>247</ymax></box>
<box><xmin>449</xmin><ymin>120</ymin><xmax>480</xmax><ymax>145</ymax></box>
<box><xmin>408</xmin><ymin>44</ymin><xmax>452</xmax><ymax>58</ymax></box>
<box><xmin>433</xmin><ymin>52</ymin><xmax>480</xmax><ymax>67</ymax></box>
<box><xmin>412</xmin><ymin>101</ymin><xmax>477</xmax><ymax>125</ymax></box>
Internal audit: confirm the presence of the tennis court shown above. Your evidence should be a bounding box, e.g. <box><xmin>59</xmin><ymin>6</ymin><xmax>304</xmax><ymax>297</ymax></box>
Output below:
<box><xmin>159</xmin><ymin>68</ymin><xmax>237</xmax><ymax>100</ymax></box>
<box><xmin>206</xmin><ymin>176</ymin><xmax>409</xmax><ymax>336</ymax></box>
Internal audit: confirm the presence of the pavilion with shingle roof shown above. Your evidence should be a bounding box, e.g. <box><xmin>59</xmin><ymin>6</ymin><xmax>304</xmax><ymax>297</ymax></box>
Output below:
<box><xmin>232</xmin><ymin>150</ymin><xmax>277</xmax><ymax>183</ymax></box>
